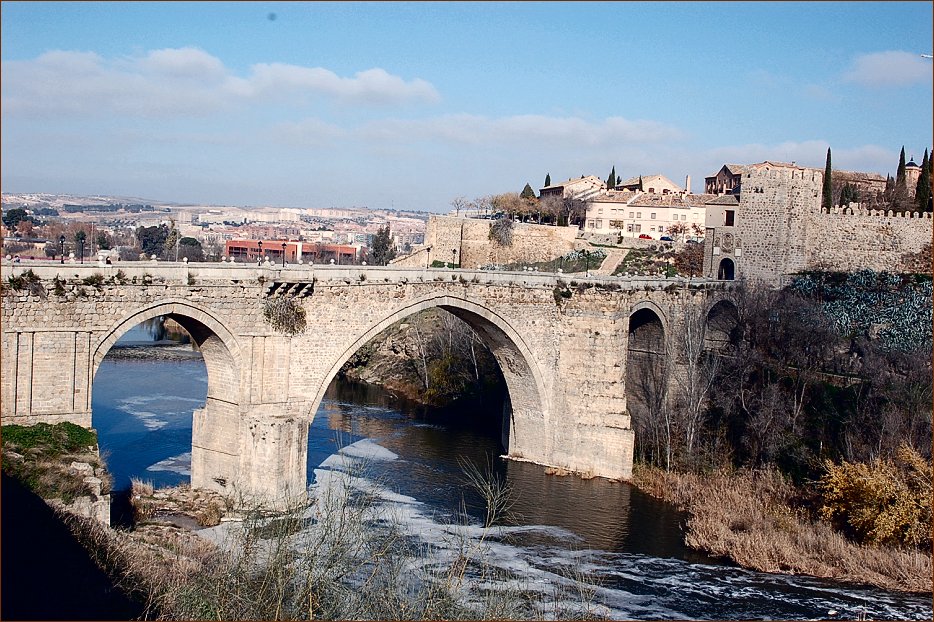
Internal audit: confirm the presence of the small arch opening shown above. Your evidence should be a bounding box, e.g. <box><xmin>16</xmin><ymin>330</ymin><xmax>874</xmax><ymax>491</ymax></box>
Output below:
<box><xmin>717</xmin><ymin>257</ymin><xmax>735</xmax><ymax>280</ymax></box>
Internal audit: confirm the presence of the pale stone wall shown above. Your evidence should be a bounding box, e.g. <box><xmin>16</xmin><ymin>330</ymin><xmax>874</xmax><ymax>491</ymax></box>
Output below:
<box><xmin>807</xmin><ymin>208</ymin><xmax>932</xmax><ymax>273</ymax></box>
<box><xmin>408</xmin><ymin>216</ymin><xmax>585</xmax><ymax>269</ymax></box>
<box><xmin>2</xmin><ymin>262</ymin><xmax>733</xmax><ymax>506</ymax></box>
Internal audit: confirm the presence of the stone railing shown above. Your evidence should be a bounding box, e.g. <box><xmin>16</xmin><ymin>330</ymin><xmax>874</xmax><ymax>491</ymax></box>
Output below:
<box><xmin>2</xmin><ymin>259</ymin><xmax>723</xmax><ymax>291</ymax></box>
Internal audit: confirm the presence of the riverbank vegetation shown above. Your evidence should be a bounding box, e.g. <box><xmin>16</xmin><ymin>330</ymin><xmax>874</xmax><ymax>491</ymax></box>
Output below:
<box><xmin>1</xmin><ymin>422</ymin><xmax>111</xmax><ymax>502</ymax></box>
<box><xmin>52</xmin><ymin>458</ymin><xmax>602</xmax><ymax>620</ymax></box>
<box><xmin>629</xmin><ymin>270</ymin><xmax>932</xmax><ymax>592</ymax></box>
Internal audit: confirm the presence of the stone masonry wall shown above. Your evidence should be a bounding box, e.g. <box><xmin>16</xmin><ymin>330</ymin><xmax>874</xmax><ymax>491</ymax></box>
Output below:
<box><xmin>733</xmin><ymin>167</ymin><xmax>821</xmax><ymax>284</ymax></box>
<box><xmin>806</xmin><ymin>209</ymin><xmax>932</xmax><ymax>274</ymax></box>
<box><xmin>705</xmin><ymin>167</ymin><xmax>932</xmax><ymax>284</ymax></box>
<box><xmin>401</xmin><ymin>216</ymin><xmax>585</xmax><ymax>269</ymax></box>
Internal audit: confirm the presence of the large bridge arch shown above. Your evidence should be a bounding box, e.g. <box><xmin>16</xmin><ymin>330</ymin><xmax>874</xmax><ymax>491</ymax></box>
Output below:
<box><xmin>309</xmin><ymin>292</ymin><xmax>551</xmax><ymax>461</ymax></box>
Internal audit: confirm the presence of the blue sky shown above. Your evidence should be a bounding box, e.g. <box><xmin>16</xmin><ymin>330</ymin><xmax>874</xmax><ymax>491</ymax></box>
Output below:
<box><xmin>2</xmin><ymin>1</ymin><xmax>932</xmax><ymax>212</ymax></box>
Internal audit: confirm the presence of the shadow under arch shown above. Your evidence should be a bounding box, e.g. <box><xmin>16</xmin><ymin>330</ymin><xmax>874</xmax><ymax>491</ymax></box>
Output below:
<box><xmin>626</xmin><ymin>305</ymin><xmax>668</xmax><ymax>464</ymax></box>
<box><xmin>717</xmin><ymin>257</ymin><xmax>735</xmax><ymax>280</ymax></box>
<box><xmin>704</xmin><ymin>298</ymin><xmax>741</xmax><ymax>353</ymax></box>
<box><xmin>309</xmin><ymin>293</ymin><xmax>550</xmax><ymax>460</ymax></box>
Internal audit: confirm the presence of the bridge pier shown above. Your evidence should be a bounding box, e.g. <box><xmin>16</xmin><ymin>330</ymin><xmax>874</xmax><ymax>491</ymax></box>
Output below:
<box><xmin>192</xmin><ymin>402</ymin><xmax>308</xmax><ymax>511</ymax></box>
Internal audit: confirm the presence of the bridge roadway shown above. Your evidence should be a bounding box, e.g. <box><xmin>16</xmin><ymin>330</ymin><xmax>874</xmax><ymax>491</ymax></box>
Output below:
<box><xmin>1</xmin><ymin>260</ymin><xmax>733</xmax><ymax>509</ymax></box>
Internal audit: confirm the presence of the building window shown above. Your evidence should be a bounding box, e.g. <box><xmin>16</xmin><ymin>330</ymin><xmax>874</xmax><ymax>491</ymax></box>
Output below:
<box><xmin>681</xmin><ymin>214</ymin><xmax>687</xmax><ymax>221</ymax></box>
<box><xmin>629</xmin><ymin>212</ymin><xmax>634</xmax><ymax>218</ymax></box>
<box><xmin>672</xmin><ymin>214</ymin><xmax>679</xmax><ymax>221</ymax></box>
<box><xmin>627</xmin><ymin>224</ymin><xmax>633</xmax><ymax>232</ymax></box>
<box><xmin>635</xmin><ymin>224</ymin><xmax>642</xmax><ymax>233</ymax></box>
<box><xmin>725</xmin><ymin>210</ymin><xmax>735</xmax><ymax>226</ymax></box>
<box><xmin>650</xmin><ymin>213</ymin><xmax>656</xmax><ymax>220</ymax></box>
<box><xmin>636</xmin><ymin>212</ymin><xmax>642</xmax><ymax>218</ymax></box>
<box><xmin>659</xmin><ymin>225</ymin><xmax>665</xmax><ymax>232</ymax></box>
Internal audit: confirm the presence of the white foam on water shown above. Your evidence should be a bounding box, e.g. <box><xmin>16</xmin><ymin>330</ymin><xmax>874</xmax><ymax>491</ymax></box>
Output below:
<box><xmin>146</xmin><ymin>451</ymin><xmax>192</xmax><ymax>475</ymax></box>
<box><xmin>301</xmin><ymin>438</ymin><xmax>934</xmax><ymax>621</ymax></box>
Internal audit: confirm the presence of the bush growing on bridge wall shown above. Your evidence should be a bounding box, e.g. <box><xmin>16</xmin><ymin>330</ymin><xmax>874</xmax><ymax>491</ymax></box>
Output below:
<box><xmin>263</xmin><ymin>296</ymin><xmax>307</xmax><ymax>335</ymax></box>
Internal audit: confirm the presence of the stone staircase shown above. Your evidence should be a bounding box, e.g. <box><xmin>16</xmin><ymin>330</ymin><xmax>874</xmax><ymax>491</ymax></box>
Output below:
<box><xmin>593</xmin><ymin>249</ymin><xmax>629</xmax><ymax>276</ymax></box>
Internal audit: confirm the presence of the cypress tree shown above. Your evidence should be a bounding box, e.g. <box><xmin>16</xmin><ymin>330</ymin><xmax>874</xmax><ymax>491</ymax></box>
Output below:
<box><xmin>822</xmin><ymin>148</ymin><xmax>833</xmax><ymax>210</ymax></box>
<box><xmin>544</xmin><ymin>173</ymin><xmax>551</xmax><ymax>187</ymax></box>
<box><xmin>638</xmin><ymin>175</ymin><xmax>644</xmax><ymax>191</ymax></box>
<box><xmin>894</xmin><ymin>146</ymin><xmax>909</xmax><ymax>211</ymax></box>
<box><xmin>520</xmin><ymin>183</ymin><xmax>536</xmax><ymax>200</ymax></box>
<box><xmin>606</xmin><ymin>166</ymin><xmax>616</xmax><ymax>190</ymax></box>
<box><xmin>916</xmin><ymin>149</ymin><xmax>932</xmax><ymax>212</ymax></box>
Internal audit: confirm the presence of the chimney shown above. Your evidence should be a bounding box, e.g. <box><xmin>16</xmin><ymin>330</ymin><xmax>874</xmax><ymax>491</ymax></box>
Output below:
<box><xmin>685</xmin><ymin>175</ymin><xmax>691</xmax><ymax>194</ymax></box>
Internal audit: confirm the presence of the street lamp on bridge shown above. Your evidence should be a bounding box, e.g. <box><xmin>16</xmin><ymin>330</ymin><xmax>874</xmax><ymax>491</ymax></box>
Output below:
<box><xmin>281</xmin><ymin>242</ymin><xmax>287</xmax><ymax>267</ymax></box>
<box><xmin>59</xmin><ymin>234</ymin><xmax>66</xmax><ymax>264</ymax></box>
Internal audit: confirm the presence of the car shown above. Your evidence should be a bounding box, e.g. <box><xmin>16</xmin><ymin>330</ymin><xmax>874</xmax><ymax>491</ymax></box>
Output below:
<box><xmin>638</xmin><ymin>234</ymin><xmax>652</xmax><ymax>239</ymax></box>
<box><xmin>659</xmin><ymin>235</ymin><xmax>673</xmax><ymax>242</ymax></box>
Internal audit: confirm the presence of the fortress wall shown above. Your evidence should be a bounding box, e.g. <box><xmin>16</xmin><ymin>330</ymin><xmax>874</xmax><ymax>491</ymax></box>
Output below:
<box><xmin>806</xmin><ymin>209</ymin><xmax>932</xmax><ymax>273</ymax></box>
<box><xmin>733</xmin><ymin>168</ymin><xmax>822</xmax><ymax>283</ymax></box>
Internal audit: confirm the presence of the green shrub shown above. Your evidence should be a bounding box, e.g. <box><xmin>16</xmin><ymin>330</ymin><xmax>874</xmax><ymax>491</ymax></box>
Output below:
<box><xmin>81</xmin><ymin>273</ymin><xmax>105</xmax><ymax>290</ymax></box>
<box><xmin>2</xmin><ymin>422</ymin><xmax>97</xmax><ymax>455</ymax></box>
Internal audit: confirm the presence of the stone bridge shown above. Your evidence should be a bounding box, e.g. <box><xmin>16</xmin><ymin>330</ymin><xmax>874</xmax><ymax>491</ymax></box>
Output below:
<box><xmin>1</xmin><ymin>262</ymin><xmax>737</xmax><ymax>508</ymax></box>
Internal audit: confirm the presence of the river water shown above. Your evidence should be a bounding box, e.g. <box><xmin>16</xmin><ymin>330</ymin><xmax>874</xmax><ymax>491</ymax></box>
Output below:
<box><xmin>91</xmin><ymin>326</ymin><xmax>933</xmax><ymax>620</ymax></box>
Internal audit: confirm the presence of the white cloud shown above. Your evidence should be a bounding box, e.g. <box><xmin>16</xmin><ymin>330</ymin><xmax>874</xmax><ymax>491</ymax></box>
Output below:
<box><xmin>354</xmin><ymin>114</ymin><xmax>683</xmax><ymax>147</ymax></box>
<box><xmin>841</xmin><ymin>50</ymin><xmax>932</xmax><ymax>88</ymax></box>
<box><xmin>1</xmin><ymin>47</ymin><xmax>440</xmax><ymax>118</ymax></box>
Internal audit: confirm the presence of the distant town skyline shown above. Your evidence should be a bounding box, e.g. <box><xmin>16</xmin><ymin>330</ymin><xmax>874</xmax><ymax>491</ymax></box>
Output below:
<box><xmin>2</xmin><ymin>1</ymin><xmax>932</xmax><ymax>212</ymax></box>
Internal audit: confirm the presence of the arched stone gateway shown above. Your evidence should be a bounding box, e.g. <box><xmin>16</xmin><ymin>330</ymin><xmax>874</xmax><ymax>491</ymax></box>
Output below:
<box><xmin>2</xmin><ymin>264</ymin><xmax>737</xmax><ymax>507</ymax></box>
<box><xmin>717</xmin><ymin>257</ymin><xmax>735</xmax><ymax>280</ymax></box>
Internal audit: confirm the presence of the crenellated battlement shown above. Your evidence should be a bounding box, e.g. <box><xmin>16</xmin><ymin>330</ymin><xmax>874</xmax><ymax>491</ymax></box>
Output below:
<box><xmin>819</xmin><ymin>204</ymin><xmax>933</xmax><ymax>219</ymax></box>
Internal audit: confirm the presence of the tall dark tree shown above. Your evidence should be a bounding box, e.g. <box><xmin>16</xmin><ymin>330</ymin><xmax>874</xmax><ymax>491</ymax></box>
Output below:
<box><xmin>839</xmin><ymin>182</ymin><xmax>859</xmax><ymax>207</ymax></box>
<box><xmin>638</xmin><ymin>175</ymin><xmax>644</xmax><ymax>191</ymax></box>
<box><xmin>368</xmin><ymin>225</ymin><xmax>396</xmax><ymax>265</ymax></box>
<box><xmin>2</xmin><ymin>208</ymin><xmax>30</xmax><ymax>232</ymax></box>
<box><xmin>520</xmin><ymin>183</ymin><xmax>536</xmax><ymax>200</ymax></box>
<box><xmin>915</xmin><ymin>149</ymin><xmax>931</xmax><ymax>212</ymax></box>
<box><xmin>822</xmin><ymin>148</ymin><xmax>833</xmax><ymax>211</ymax></box>
<box><xmin>136</xmin><ymin>224</ymin><xmax>169</xmax><ymax>257</ymax></box>
<box><xmin>607</xmin><ymin>166</ymin><xmax>616</xmax><ymax>190</ymax></box>
<box><xmin>894</xmin><ymin>146</ymin><xmax>909</xmax><ymax>211</ymax></box>
<box><xmin>544</xmin><ymin>173</ymin><xmax>551</xmax><ymax>187</ymax></box>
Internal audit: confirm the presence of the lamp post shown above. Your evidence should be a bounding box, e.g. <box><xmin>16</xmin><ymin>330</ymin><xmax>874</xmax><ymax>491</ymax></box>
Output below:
<box><xmin>59</xmin><ymin>234</ymin><xmax>65</xmax><ymax>264</ymax></box>
<box><xmin>79</xmin><ymin>239</ymin><xmax>84</xmax><ymax>264</ymax></box>
<box><xmin>451</xmin><ymin>249</ymin><xmax>457</xmax><ymax>268</ymax></box>
<box><xmin>281</xmin><ymin>242</ymin><xmax>287</xmax><ymax>267</ymax></box>
<box><xmin>426</xmin><ymin>246</ymin><xmax>432</xmax><ymax>268</ymax></box>
<box><xmin>257</xmin><ymin>240</ymin><xmax>263</xmax><ymax>263</ymax></box>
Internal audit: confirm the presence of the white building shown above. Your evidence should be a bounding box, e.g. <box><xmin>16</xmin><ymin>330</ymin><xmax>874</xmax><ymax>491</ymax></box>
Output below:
<box><xmin>584</xmin><ymin>191</ymin><xmax>714</xmax><ymax>239</ymax></box>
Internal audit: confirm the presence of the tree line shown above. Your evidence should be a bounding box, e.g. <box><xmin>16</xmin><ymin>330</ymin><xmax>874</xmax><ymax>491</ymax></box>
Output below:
<box><xmin>822</xmin><ymin>146</ymin><xmax>933</xmax><ymax>212</ymax></box>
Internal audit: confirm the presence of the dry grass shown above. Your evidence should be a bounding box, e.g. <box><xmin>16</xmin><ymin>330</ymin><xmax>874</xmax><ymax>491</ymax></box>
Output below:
<box><xmin>633</xmin><ymin>465</ymin><xmax>932</xmax><ymax>593</ymax></box>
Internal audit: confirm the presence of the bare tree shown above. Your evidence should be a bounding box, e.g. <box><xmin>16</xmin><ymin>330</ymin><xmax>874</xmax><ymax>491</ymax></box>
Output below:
<box><xmin>673</xmin><ymin>303</ymin><xmax>721</xmax><ymax>459</ymax></box>
<box><xmin>450</xmin><ymin>196</ymin><xmax>468</xmax><ymax>217</ymax></box>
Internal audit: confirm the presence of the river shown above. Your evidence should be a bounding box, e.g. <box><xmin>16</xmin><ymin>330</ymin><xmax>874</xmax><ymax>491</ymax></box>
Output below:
<box><xmin>90</xmin><ymin>325</ymin><xmax>933</xmax><ymax>620</ymax></box>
